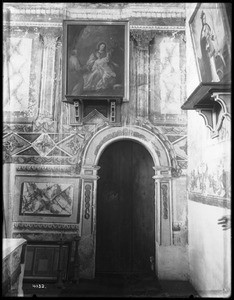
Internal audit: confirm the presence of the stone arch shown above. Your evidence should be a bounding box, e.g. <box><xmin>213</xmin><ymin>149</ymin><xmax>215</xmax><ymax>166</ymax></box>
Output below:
<box><xmin>79</xmin><ymin>125</ymin><xmax>173</xmax><ymax>279</ymax></box>
<box><xmin>82</xmin><ymin>125</ymin><xmax>171</xmax><ymax>169</ymax></box>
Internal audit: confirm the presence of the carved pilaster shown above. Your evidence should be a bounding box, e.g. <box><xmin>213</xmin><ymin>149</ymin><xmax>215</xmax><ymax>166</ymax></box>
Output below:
<box><xmin>54</xmin><ymin>36</ymin><xmax>63</xmax><ymax>129</ymax></box>
<box><xmin>38</xmin><ymin>30</ymin><xmax>62</xmax><ymax>119</ymax></box>
<box><xmin>153</xmin><ymin>167</ymin><xmax>172</xmax><ymax>246</ymax></box>
<box><xmin>79</xmin><ymin>165</ymin><xmax>100</xmax><ymax>279</ymax></box>
<box><xmin>130</xmin><ymin>30</ymin><xmax>155</xmax><ymax>118</ymax></box>
<box><xmin>81</xmin><ymin>166</ymin><xmax>100</xmax><ymax>236</ymax></box>
<box><xmin>130</xmin><ymin>30</ymin><xmax>156</xmax><ymax>51</ymax></box>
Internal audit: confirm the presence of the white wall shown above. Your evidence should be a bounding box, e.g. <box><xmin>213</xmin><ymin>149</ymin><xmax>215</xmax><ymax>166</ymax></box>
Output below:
<box><xmin>156</xmin><ymin>243</ymin><xmax>189</xmax><ymax>280</ymax></box>
<box><xmin>188</xmin><ymin>201</ymin><xmax>231</xmax><ymax>297</ymax></box>
<box><xmin>185</xmin><ymin>3</ymin><xmax>231</xmax><ymax>297</ymax></box>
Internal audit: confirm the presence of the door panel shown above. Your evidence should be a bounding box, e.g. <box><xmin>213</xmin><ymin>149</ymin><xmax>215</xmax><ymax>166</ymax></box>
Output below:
<box><xmin>131</xmin><ymin>143</ymin><xmax>155</xmax><ymax>273</ymax></box>
<box><xmin>96</xmin><ymin>141</ymin><xmax>154</xmax><ymax>275</ymax></box>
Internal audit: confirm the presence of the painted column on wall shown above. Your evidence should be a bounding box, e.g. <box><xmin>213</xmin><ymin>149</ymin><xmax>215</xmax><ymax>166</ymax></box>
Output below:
<box><xmin>79</xmin><ymin>166</ymin><xmax>100</xmax><ymax>278</ymax></box>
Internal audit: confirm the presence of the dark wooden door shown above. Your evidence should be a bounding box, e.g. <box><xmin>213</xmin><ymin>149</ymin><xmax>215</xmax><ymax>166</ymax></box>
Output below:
<box><xmin>95</xmin><ymin>140</ymin><xmax>155</xmax><ymax>275</ymax></box>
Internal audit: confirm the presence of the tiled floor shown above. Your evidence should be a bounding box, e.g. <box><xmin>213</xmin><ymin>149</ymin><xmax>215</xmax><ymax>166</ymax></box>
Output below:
<box><xmin>23</xmin><ymin>274</ymin><xmax>199</xmax><ymax>298</ymax></box>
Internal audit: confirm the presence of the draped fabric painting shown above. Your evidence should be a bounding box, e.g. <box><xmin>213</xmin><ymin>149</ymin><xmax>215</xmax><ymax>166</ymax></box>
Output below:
<box><xmin>63</xmin><ymin>20</ymin><xmax>129</xmax><ymax>101</ymax></box>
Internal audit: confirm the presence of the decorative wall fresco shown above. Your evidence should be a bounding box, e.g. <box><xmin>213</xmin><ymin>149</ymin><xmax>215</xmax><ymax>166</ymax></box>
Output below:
<box><xmin>2</xmin><ymin>132</ymin><xmax>86</xmax><ymax>163</ymax></box>
<box><xmin>3</xmin><ymin>37</ymin><xmax>32</xmax><ymax>112</ymax></box>
<box><xmin>32</xmin><ymin>134</ymin><xmax>55</xmax><ymax>156</ymax></box>
<box><xmin>3</xmin><ymin>4</ymin><xmax>188</xmax><ymax>281</ymax></box>
<box><xmin>160</xmin><ymin>38</ymin><xmax>181</xmax><ymax>114</ymax></box>
<box><xmin>20</xmin><ymin>182</ymin><xmax>74</xmax><ymax>215</ymax></box>
<box><xmin>148</xmin><ymin>32</ymin><xmax>186</xmax><ymax>123</ymax></box>
<box><xmin>189</xmin><ymin>161</ymin><xmax>230</xmax><ymax>199</ymax></box>
<box><xmin>3</xmin><ymin>134</ymin><xmax>29</xmax><ymax>155</ymax></box>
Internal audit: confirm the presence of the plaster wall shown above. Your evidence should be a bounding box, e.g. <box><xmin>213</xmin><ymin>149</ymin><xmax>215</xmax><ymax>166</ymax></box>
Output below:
<box><xmin>187</xmin><ymin>109</ymin><xmax>231</xmax><ymax>297</ymax></box>
<box><xmin>186</xmin><ymin>3</ymin><xmax>231</xmax><ymax>296</ymax></box>
<box><xmin>156</xmin><ymin>242</ymin><xmax>189</xmax><ymax>280</ymax></box>
<box><xmin>3</xmin><ymin>2</ymin><xmax>188</xmax><ymax>281</ymax></box>
<box><xmin>188</xmin><ymin>200</ymin><xmax>231</xmax><ymax>297</ymax></box>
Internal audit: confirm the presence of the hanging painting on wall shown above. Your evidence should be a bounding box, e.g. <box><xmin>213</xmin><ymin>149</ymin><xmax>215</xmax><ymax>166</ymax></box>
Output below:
<box><xmin>189</xmin><ymin>3</ymin><xmax>231</xmax><ymax>84</ymax></box>
<box><xmin>63</xmin><ymin>20</ymin><xmax>129</xmax><ymax>102</ymax></box>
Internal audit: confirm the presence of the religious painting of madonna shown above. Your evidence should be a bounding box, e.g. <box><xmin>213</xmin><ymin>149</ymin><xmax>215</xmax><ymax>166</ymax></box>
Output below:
<box><xmin>63</xmin><ymin>20</ymin><xmax>129</xmax><ymax>102</ymax></box>
<box><xmin>189</xmin><ymin>3</ymin><xmax>231</xmax><ymax>84</ymax></box>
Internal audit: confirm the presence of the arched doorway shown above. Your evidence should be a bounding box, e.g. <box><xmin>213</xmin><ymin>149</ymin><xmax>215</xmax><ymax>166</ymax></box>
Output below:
<box><xmin>95</xmin><ymin>140</ymin><xmax>155</xmax><ymax>276</ymax></box>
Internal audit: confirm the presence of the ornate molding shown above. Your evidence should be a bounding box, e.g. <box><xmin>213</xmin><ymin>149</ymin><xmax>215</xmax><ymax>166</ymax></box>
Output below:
<box><xmin>39</xmin><ymin>32</ymin><xmax>61</xmax><ymax>49</ymax></box>
<box><xmin>153</xmin><ymin>167</ymin><xmax>171</xmax><ymax>180</ymax></box>
<box><xmin>11</xmin><ymin>156</ymin><xmax>77</xmax><ymax>165</ymax></box>
<box><xmin>3</xmin><ymin>21</ymin><xmax>62</xmax><ymax>28</ymax></box>
<box><xmin>64</xmin><ymin>10</ymin><xmax>185</xmax><ymax>20</ymax></box>
<box><xmin>84</xmin><ymin>182</ymin><xmax>93</xmax><ymax>220</ymax></box>
<box><xmin>212</xmin><ymin>92</ymin><xmax>231</xmax><ymax>118</ymax></box>
<box><xmin>13</xmin><ymin>222</ymin><xmax>80</xmax><ymax>231</ymax></box>
<box><xmin>171</xmin><ymin>167</ymin><xmax>182</xmax><ymax>178</ymax></box>
<box><xmin>16</xmin><ymin>164</ymin><xmax>74</xmax><ymax>173</ymax></box>
<box><xmin>161</xmin><ymin>183</ymin><xmax>169</xmax><ymax>219</ymax></box>
<box><xmin>94</xmin><ymin>128</ymin><xmax>147</xmax><ymax>156</ymax></box>
<box><xmin>3</xmin><ymin>21</ymin><xmax>185</xmax><ymax>32</ymax></box>
<box><xmin>130</xmin><ymin>25</ymin><xmax>185</xmax><ymax>31</ymax></box>
<box><xmin>196</xmin><ymin>92</ymin><xmax>231</xmax><ymax>139</ymax></box>
<box><xmin>130</xmin><ymin>30</ymin><xmax>156</xmax><ymax>50</ymax></box>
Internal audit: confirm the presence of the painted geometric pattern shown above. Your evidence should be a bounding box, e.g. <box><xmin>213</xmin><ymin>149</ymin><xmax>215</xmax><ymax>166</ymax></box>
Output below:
<box><xmin>17</xmin><ymin>133</ymin><xmax>41</xmax><ymax>143</ymax></box>
<box><xmin>31</xmin><ymin>134</ymin><xmax>55</xmax><ymax>156</ymax></box>
<box><xmin>161</xmin><ymin>128</ymin><xmax>188</xmax><ymax>169</ymax></box>
<box><xmin>48</xmin><ymin>134</ymin><xmax>72</xmax><ymax>144</ymax></box>
<box><xmin>4</xmin><ymin>37</ymin><xmax>32</xmax><ymax>112</ymax></box>
<box><xmin>47</xmin><ymin>147</ymin><xmax>70</xmax><ymax>157</ymax></box>
<box><xmin>160</xmin><ymin>126</ymin><xmax>187</xmax><ymax>135</ymax></box>
<box><xmin>20</xmin><ymin>182</ymin><xmax>74</xmax><ymax>215</ymax></box>
<box><xmin>171</xmin><ymin>136</ymin><xmax>187</xmax><ymax>159</ymax></box>
<box><xmin>57</xmin><ymin>134</ymin><xmax>84</xmax><ymax>156</ymax></box>
<box><xmin>3</xmin><ymin>123</ymin><xmax>33</xmax><ymax>134</ymax></box>
<box><xmin>17</xmin><ymin>147</ymin><xmax>40</xmax><ymax>156</ymax></box>
<box><xmin>3</xmin><ymin>132</ymin><xmax>86</xmax><ymax>162</ymax></box>
<box><xmin>82</xmin><ymin>109</ymin><xmax>109</xmax><ymax>124</ymax></box>
<box><xmin>3</xmin><ymin>133</ymin><xmax>31</xmax><ymax>155</ymax></box>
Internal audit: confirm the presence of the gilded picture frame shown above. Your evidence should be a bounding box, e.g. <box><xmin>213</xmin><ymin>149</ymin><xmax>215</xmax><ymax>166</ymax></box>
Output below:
<box><xmin>63</xmin><ymin>20</ymin><xmax>129</xmax><ymax>102</ymax></box>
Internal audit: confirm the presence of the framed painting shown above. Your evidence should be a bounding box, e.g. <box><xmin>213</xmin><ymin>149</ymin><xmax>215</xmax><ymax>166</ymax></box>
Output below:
<box><xmin>14</xmin><ymin>176</ymin><xmax>80</xmax><ymax>223</ymax></box>
<box><xmin>63</xmin><ymin>20</ymin><xmax>129</xmax><ymax>102</ymax></box>
<box><xmin>20</xmin><ymin>181</ymin><xmax>74</xmax><ymax>216</ymax></box>
<box><xmin>189</xmin><ymin>3</ymin><xmax>231</xmax><ymax>84</ymax></box>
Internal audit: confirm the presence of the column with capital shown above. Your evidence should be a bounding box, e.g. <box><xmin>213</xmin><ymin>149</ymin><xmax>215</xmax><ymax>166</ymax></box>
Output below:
<box><xmin>38</xmin><ymin>30</ymin><xmax>62</xmax><ymax>120</ymax></box>
<box><xmin>130</xmin><ymin>30</ymin><xmax>156</xmax><ymax>119</ymax></box>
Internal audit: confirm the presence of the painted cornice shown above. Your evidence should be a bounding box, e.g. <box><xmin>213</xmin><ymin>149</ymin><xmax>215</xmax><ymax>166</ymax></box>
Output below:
<box><xmin>3</xmin><ymin>3</ymin><xmax>185</xmax><ymax>20</ymax></box>
<box><xmin>3</xmin><ymin>21</ymin><xmax>185</xmax><ymax>32</ymax></box>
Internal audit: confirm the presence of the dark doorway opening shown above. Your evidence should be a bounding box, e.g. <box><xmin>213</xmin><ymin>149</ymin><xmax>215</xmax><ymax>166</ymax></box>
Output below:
<box><xmin>95</xmin><ymin>140</ymin><xmax>155</xmax><ymax>277</ymax></box>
